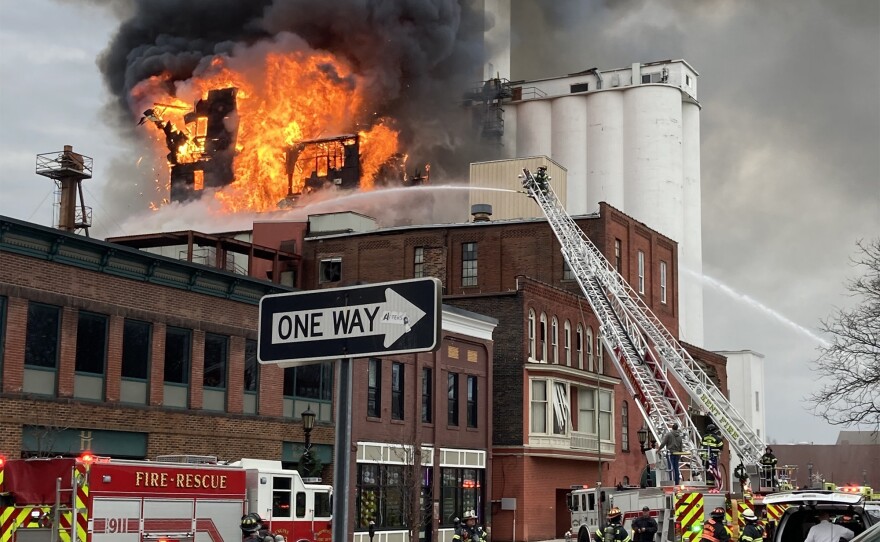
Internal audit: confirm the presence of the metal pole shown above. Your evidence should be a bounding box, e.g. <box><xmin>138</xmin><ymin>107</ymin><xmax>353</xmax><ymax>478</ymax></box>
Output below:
<box><xmin>332</xmin><ymin>357</ymin><xmax>353</xmax><ymax>542</ymax></box>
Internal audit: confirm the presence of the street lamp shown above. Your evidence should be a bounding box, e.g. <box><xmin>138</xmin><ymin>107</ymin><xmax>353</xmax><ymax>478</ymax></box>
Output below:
<box><xmin>807</xmin><ymin>462</ymin><xmax>813</xmax><ymax>489</ymax></box>
<box><xmin>302</xmin><ymin>404</ymin><xmax>316</xmax><ymax>450</ymax></box>
<box><xmin>637</xmin><ymin>426</ymin><xmax>649</xmax><ymax>451</ymax></box>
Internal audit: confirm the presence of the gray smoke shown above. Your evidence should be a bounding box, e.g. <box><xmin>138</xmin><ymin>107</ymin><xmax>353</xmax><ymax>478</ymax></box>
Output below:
<box><xmin>96</xmin><ymin>0</ymin><xmax>496</xmax><ymax>194</ymax></box>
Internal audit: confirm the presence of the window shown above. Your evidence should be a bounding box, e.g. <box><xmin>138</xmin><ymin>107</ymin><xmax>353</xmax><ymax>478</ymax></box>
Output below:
<box><xmin>448</xmin><ymin>372</ymin><xmax>459</xmax><ymax>426</ymax></box>
<box><xmin>295</xmin><ymin>491</ymin><xmax>306</xmax><ymax>518</ymax></box>
<box><xmin>164</xmin><ymin>327</ymin><xmax>191</xmax><ymax>384</ymax></box>
<box><xmin>551</xmin><ymin>317</ymin><xmax>559</xmax><ymax>364</ymax></box>
<box><xmin>356</xmin><ymin>464</ymin><xmax>411</xmax><ymax>529</ymax></box>
<box><xmin>531</xmin><ymin>379</ymin><xmax>569</xmax><ymax>435</ymax></box>
<box><xmin>660</xmin><ymin>261</ymin><xmax>668</xmax><ymax>304</ymax></box>
<box><xmin>467</xmin><ymin>375</ymin><xmax>478</xmax><ymax>428</ymax></box>
<box><xmin>368</xmin><ymin>358</ymin><xmax>381</xmax><ymax>418</ymax></box>
<box><xmin>552</xmin><ymin>382</ymin><xmax>569</xmax><ymax>435</ymax></box>
<box><xmin>319</xmin><ymin>258</ymin><xmax>342</xmax><ymax>283</ymax></box>
<box><xmin>391</xmin><ymin>362</ymin><xmax>404</xmax><ymax>420</ymax></box>
<box><xmin>540</xmin><ymin>312</ymin><xmax>548</xmax><ymax>361</ymax></box>
<box><xmin>25</xmin><ymin>302</ymin><xmax>60</xmax><ymax>368</ymax></box>
<box><xmin>638</xmin><ymin>250</ymin><xmax>645</xmax><ymax>294</ymax></box>
<box><xmin>203</xmin><ymin>333</ymin><xmax>228</xmax><ymax>389</ymax></box>
<box><xmin>75</xmin><ymin>312</ymin><xmax>107</xmax><ymax>374</ymax></box>
<box><xmin>422</xmin><ymin>368</ymin><xmax>432</xmax><ymax>423</ymax></box>
<box><xmin>570</xmin><ymin>82</ymin><xmax>589</xmax><ymax>93</ymax></box>
<box><xmin>597</xmin><ymin>336</ymin><xmax>605</xmax><ymax>374</ymax></box>
<box><xmin>315</xmin><ymin>491</ymin><xmax>332</xmax><ymax>517</ymax></box>
<box><xmin>622</xmin><ymin>401</ymin><xmax>630</xmax><ymax>452</ymax></box>
<box><xmin>578</xmin><ymin>388</ymin><xmax>596</xmax><ymax>434</ymax></box>
<box><xmin>586</xmin><ymin>327</ymin><xmax>594</xmax><ymax>372</ymax></box>
<box><xmin>283</xmin><ymin>363</ymin><xmax>332</xmax><ymax>400</ymax></box>
<box><xmin>272</xmin><ymin>476</ymin><xmax>292</xmax><ymax>518</ymax></box>
<box><xmin>563</xmin><ymin>260</ymin><xmax>574</xmax><ymax>280</ymax></box>
<box><xmin>122</xmin><ymin>319</ymin><xmax>151</xmax><ymax>379</ymax></box>
<box><xmin>755</xmin><ymin>391</ymin><xmax>760</xmax><ymax>412</ymax></box>
<box><xmin>578</xmin><ymin>388</ymin><xmax>613</xmax><ymax>441</ymax></box>
<box><xmin>440</xmin><ymin>468</ymin><xmax>484</xmax><ymax>526</ymax></box>
<box><xmin>576</xmin><ymin>325</ymin><xmax>584</xmax><ymax>369</ymax></box>
<box><xmin>564</xmin><ymin>320</ymin><xmax>572</xmax><ymax>366</ymax></box>
<box><xmin>461</xmin><ymin>242</ymin><xmax>478</xmax><ymax>287</ymax></box>
<box><xmin>686</xmin><ymin>74</ymin><xmax>691</xmax><ymax>85</ymax></box>
<box><xmin>599</xmin><ymin>389</ymin><xmax>612</xmax><ymax>440</ymax></box>
<box><xmin>528</xmin><ymin>309</ymin><xmax>536</xmax><ymax>359</ymax></box>
<box><xmin>530</xmin><ymin>379</ymin><xmax>547</xmax><ymax>433</ymax></box>
<box><xmin>244</xmin><ymin>339</ymin><xmax>258</xmax><ymax>392</ymax></box>
<box><xmin>414</xmin><ymin>247</ymin><xmax>425</xmax><ymax>278</ymax></box>
<box><xmin>614</xmin><ymin>239</ymin><xmax>622</xmax><ymax>272</ymax></box>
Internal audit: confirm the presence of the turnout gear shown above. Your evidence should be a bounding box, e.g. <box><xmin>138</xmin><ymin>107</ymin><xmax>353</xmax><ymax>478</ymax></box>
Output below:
<box><xmin>593</xmin><ymin>508</ymin><xmax>630</xmax><ymax>542</ymax></box>
<box><xmin>739</xmin><ymin>509</ymin><xmax>763</xmax><ymax>542</ymax></box>
<box><xmin>700</xmin><ymin>516</ymin><xmax>730</xmax><ymax>542</ymax></box>
<box><xmin>453</xmin><ymin>509</ymin><xmax>487</xmax><ymax>542</ymax></box>
<box><xmin>760</xmin><ymin>447</ymin><xmax>778</xmax><ymax>488</ymax></box>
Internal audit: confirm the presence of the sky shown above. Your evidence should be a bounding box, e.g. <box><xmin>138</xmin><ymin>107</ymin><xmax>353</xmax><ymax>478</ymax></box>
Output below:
<box><xmin>0</xmin><ymin>0</ymin><xmax>878</xmax><ymax>445</ymax></box>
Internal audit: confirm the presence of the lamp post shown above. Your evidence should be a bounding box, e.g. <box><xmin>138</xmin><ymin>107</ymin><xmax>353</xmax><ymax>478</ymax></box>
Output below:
<box><xmin>300</xmin><ymin>405</ymin><xmax>317</xmax><ymax>479</ymax></box>
<box><xmin>807</xmin><ymin>462</ymin><xmax>813</xmax><ymax>489</ymax></box>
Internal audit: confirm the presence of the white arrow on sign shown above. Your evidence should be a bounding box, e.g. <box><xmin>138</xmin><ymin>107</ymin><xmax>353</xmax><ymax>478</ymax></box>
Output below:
<box><xmin>271</xmin><ymin>288</ymin><xmax>427</xmax><ymax>348</ymax></box>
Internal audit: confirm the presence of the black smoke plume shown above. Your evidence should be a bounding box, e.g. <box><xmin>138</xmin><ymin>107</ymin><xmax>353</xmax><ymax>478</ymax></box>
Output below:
<box><xmin>97</xmin><ymin>0</ymin><xmax>496</xmax><ymax>192</ymax></box>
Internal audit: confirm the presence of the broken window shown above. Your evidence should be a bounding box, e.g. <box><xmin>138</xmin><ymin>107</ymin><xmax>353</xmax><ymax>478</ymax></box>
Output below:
<box><xmin>319</xmin><ymin>258</ymin><xmax>342</xmax><ymax>283</ymax></box>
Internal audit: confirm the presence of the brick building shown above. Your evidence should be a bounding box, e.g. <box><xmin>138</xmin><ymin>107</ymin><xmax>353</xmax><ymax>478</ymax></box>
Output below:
<box><xmin>247</xmin><ymin>201</ymin><xmax>729</xmax><ymax>541</ymax></box>
<box><xmin>0</xmin><ymin>215</ymin><xmax>499</xmax><ymax>542</ymax></box>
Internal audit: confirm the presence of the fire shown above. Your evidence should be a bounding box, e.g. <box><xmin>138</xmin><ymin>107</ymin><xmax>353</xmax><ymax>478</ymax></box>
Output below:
<box><xmin>132</xmin><ymin>48</ymin><xmax>400</xmax><ymax>212</ymax></box>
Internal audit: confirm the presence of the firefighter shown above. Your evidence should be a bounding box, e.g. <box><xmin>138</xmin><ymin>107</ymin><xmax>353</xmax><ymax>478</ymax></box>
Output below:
<box><xmin>759</xmin><ymin>447</ymin><xmax>778</xmax><ymax>489</ymax></box>
<box><xmin>453</xmin><ymin>510</ymin><xmax>487</xmax><ymax>542</ymax></box>
<box><xmin>739</xmin><ymin>509</ymin><xmax>763</xmax><ymax>542</ymax></box>
<box><xmin>701</xmin><ymin>424</ymin><xmax>724</xmax><ymax>490</ymax></box>
<box><xmin>593</xmin><ymin>507</ymin><xmax>631</xmax><ymax>542</ymax></box>
<box><xmin>241</xmin><ymin>513</ymin><xmax>279</xmax><ymax>542</ymax></box>
<box><xmin>700</xmin><ymin>507</ymin><xmax>730</xmax><ymax>542</ymax></box>
<box><xmin>632</xmin><ymin>506</ymin><xmax>658</xmax><ymax>542</ymax></box>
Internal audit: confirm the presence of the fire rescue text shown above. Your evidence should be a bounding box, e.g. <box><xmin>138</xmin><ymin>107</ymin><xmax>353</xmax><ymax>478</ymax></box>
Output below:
<box><xmin>135</xmin><ymin>471</ymin><xmax>228</xmax><ymax>489</ymax></box>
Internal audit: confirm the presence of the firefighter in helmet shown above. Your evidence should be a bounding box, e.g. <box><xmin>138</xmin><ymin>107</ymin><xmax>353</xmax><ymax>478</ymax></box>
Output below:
<box><xmin>241</xmin><ymin>513</ymin><xmax>281</xmax><ymax>542</ymax></box>
<box><xmin>739</xmin><ymin>509</ymin><xmax>764</xmax><ymax>542</ymax></box>
<box><xmin>700</xmin><ymin>424</ymin><xmax>724</xmax><ymax>490</ymax></box>
<box><xmin>593</xmin><ymin>507</ymin><xmax>631</xmax><ymax>542</ymax></box>
<box><xmin>700</xmin><ymin>507</ymin><xmax>730</xmax><ymax>542</ymax></box>
<box><xmin>760</xmin><ymin>446</ymin><xmax>778</xmax><ymax>489</ymax></box>
<box><xmin>453</xmin><ymin>510</ymin><xmax>487</xmax><ymax>542</ymax></box>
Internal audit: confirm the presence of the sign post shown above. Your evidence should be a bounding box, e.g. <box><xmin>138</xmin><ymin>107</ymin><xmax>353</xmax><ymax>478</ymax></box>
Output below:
<box><xmin>258</xmin><ymin>278</ymin><xmax>442</xmax><ymax>542</ymax></box>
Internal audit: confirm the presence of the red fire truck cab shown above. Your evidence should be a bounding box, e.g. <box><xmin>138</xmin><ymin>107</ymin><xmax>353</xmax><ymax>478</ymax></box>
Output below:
<box><xmin>0</xmin><ymin>453</ymin><xmax>332</xmax><ymax>542</ymax></box>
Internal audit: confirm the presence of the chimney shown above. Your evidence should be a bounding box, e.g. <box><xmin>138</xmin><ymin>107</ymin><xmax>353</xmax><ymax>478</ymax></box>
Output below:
<box><xmin>471</xmin><ymin>204</ymin><xmax>492</xmax><ymax>222</ymax></box>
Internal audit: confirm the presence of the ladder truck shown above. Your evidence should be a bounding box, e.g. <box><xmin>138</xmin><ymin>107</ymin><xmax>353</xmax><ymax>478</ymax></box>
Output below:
<box><xmin>520</xmin><ymin>166</ymin><xmax>765</xmax><ymax>485</ymax></box>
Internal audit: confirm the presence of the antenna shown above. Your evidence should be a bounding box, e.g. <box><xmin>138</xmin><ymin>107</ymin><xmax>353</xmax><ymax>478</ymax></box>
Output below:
<box><xmin>35</xmin><ymin>145</ymin><xmax>93</xmax><ymax>237</ymax></box>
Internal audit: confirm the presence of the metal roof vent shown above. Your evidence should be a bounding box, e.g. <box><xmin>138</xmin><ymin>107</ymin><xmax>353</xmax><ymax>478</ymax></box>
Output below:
<box><xmin>471</xmin><ymin>204</ymin><xmax>492</xmax><ymax>222</ymax></box>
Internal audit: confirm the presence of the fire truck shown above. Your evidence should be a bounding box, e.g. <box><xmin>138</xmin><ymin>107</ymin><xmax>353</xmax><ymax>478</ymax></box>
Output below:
<box><xmin>0</xmin><ymin>452</ymin><xmax>332</xmax><ymax>542</ymax></box>
<box><xmin>567</xmin><ymin>485</ymin><xmax>727</xmax><ymax>542</ymax></box>
<box><xmin>520</xmin><ymin>168</ymin><xmax>769</xmax><ymax>542</ymax></box>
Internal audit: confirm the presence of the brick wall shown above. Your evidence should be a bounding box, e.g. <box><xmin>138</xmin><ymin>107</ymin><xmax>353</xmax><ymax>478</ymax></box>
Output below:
<box><xmin>0</xmin><ymin>252</ymin><xmax>322</xmax><ymax>459</ymax></box>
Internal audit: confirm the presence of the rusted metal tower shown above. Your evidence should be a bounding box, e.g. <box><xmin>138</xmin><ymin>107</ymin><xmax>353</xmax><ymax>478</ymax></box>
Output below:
<box><xmin>35</xmin><ymin>145</ymin><xmax>93</xmax><ymax>237</ymax></box>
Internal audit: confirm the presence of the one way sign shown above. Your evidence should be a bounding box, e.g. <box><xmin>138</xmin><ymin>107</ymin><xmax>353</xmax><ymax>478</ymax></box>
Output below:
<box><xmin>258</xmin><ymin>278</ymin><xmax>442</xmax><ymax>366</ymax></box>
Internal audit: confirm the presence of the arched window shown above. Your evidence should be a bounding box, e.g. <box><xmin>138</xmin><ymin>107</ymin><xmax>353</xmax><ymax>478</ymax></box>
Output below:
<box><xmin>551</xmin><ymin>317</ymin><xmax>559</xmax><ymax>364</ymax></box>
<box><xmin>576</xmin><ymin>324</ymin><xmax>584</xmax><ymax>369</ymax></box>
<box><xmin>540</xmin><ymin>313</ymin><xmax>548</xmax><ymax>362</ymax></box>
<box><xmin>622</xmin><ymin>400</ymin><xmax>630</xmax><ymax>452</ymax></box>
<box><xmin>528</xmin><ymin>309</ymin><xmax>536</xmax><ymax>359</ymax></box>
<box><xmin>564</xmin><ymin>320</ymin><xmax>572</xmax><ymax>366</ymax></box>
<box><xmin>597</xmin><ymin>335</ymin><xmax>604</xmax><ymax>374</ymax></box>
<box><xmin>586</xmin><ymin>327</ymin><xmax>595</xmax><ymax>372</ymax></box>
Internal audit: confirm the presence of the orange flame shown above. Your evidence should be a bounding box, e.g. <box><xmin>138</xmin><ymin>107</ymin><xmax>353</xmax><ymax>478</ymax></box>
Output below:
<box><xmin>133</xmin><ymin>48</ymin><xmax>400</xmax><ymax>212</ymax></box>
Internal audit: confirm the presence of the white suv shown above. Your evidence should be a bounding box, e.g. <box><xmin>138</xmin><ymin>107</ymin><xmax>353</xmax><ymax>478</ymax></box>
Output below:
<box><xmin>764</xmin><ymin>491</ymin><xmax>877</xmax><ymax>542</ymax></box>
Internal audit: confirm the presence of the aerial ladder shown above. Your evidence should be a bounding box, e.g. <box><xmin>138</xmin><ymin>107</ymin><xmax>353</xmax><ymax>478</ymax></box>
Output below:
<box><xmin>520</xmin><ymin>167</ymin><xmax>766</xmax><ymax>483</ymax></box>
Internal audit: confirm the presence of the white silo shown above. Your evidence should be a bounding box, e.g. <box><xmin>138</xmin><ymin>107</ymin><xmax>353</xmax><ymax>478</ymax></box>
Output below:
<box><xmin>502</xmin><ymin>60</ymin><xmax>705</xmax><ymax>345</ymax></box>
